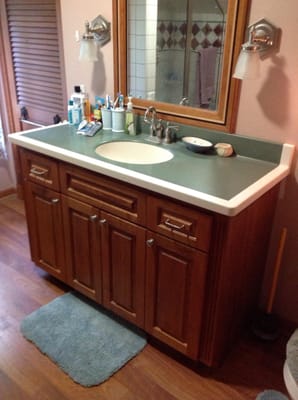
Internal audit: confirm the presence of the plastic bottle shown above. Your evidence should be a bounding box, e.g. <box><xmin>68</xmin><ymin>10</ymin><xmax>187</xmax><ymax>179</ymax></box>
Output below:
<box><xmin>68</xmin><ymin>100</ymin><xmax>74</xmax><ymax>124</ymax></box>
<box><xmin>125</xmin><ymin>96</ymin><xmax>135</xmax><ymax>135</ymax></box>
<box><xmin>80</xmin><ymin>84</ymin><xmax>91</xmax><ymax>121</ymax></box>
<box><xmin>72</xmin><ymin>103</ymin><xmax>82</xmax><ymax>127</ymax></box>
<box><xmin>93</xmin><ymin>98</ymin><xmax>102</xmax><ymax>122</ymax></box>
<box><xmin>71</xmin><ymin>84</ymin><xmax>89</xmax><ymax>120</ymax></box>
<box><xmin>83</xmin><ymin>94</ymin><xmax>91</xmax><ymax>122</ymax></box>
<box><xmin>71</xmin><ymin>85</ymin><xmax>83</xmax><ymax>107</ymax></box>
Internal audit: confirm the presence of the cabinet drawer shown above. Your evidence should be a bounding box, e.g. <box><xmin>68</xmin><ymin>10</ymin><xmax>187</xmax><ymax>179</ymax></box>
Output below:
<box><xmin>60</xmin><ymin>163</ymin><xmax>146</xmax><ymax>224</ymax></box>
<box><xmin>147</xmin><ymin>195</ymin><xmax>212</xmax><ymax>252</ymax></box>
<box><xmin>19</xmin><ymin>148</ymin><xmax>60</xmax><ymax>191</ymax></box>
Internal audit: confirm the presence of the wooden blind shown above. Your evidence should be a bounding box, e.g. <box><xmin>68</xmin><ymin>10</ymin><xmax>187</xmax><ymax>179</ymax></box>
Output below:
<box><xmin>5</xmin><ymin>0</ymin><xmax>67</xmax><ymax>125</ymax></box>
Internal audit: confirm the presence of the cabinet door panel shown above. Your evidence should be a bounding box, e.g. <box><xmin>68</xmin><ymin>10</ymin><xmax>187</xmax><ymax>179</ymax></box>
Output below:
<box><xmin>62</xmin><ymin>196</ymin><xmax>102</xmax><ymax>302</ymax></box>
<box><xmin>101</xmin><ymin>211</ymin><xmax>146</xmax><ymax>328</ymax></box>
<box><xmin>145</xmin><ymin>232</ymin><xmax>207</xmax><ymax>359</ymax></box>
<box><xmin>24</xmin><ymin>182</ymin><xmax>65</xmax><ymax>280</ymax></box>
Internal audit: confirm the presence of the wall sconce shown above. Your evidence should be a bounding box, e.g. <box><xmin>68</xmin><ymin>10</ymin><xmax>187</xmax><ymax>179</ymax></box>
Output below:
<box><xmin>79</xmin><ymin>15</ymin><xmax>111</xmax><ymax>62</ymax></box>
<box><xmin>233</xmin><ymin>18</ymin><xmax>280</xmax><ymax>80</ymax></box>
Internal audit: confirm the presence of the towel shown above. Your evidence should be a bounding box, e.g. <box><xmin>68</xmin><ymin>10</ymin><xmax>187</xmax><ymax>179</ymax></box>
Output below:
<box><xmin>196</xmin><ymin>47</ymin><xmax>217</xmax><ymax>107</ymax></box>
<box><xmin>0</xmin><ymin>131</ymin><xmax>7</xmax><ymax>160</ymax></box>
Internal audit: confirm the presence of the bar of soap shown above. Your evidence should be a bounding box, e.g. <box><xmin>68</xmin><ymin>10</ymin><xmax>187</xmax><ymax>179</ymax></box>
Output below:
<box><xmin>214</xmin><ymin>143</ymin><xmax>234</xmax><ymax>157</ymax></box>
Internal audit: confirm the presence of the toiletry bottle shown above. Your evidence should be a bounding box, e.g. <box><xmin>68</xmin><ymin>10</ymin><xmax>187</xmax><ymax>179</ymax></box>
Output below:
<box><xmin>68</xmin><ymin>100</ymin><xmax>74</xmax><ymax>124</ymax></box>
<box><xmin>93</xmin><ymin>99</ymin><xmax>102</xmax><ymax>122</ymax></box>
<box><xmin>71</xmin><ymin>85</ymin><xmax>83</xmax><ymax>107</ymax></box>
<box><xmin>80</xmin><ymin>84</ymin><xmax>91</xmax><ymax>121</ymax></box>
<box><xmin>83</xmin><ymin>93</ymin><xmax>91</xmax><ymax>122</ymax></box>
<box><xmin>125</xmin><ymin>96</ymin><xmax>135</xmax><ymax>135</ymax></box>
<box><xmin>72</xmin><ymin>103</ymin><xmax>82</xmax><ymax>127</ymax></box>
<box><xmin>71</xmin><ymin>84</ymin><xmax>88</xmax><ymax>120</ymax></box>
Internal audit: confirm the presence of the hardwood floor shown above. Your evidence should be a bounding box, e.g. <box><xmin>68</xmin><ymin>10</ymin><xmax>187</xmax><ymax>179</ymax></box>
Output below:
<box><xmin>0</xmin><ymin>194</ymin><xmax>292</xmax><ymax>399</ymax></box>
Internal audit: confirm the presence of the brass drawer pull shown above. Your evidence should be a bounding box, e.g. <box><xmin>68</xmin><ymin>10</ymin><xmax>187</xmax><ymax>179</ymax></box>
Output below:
<box><xmin>99</xmin><ymin>218</ymin><xmax>107</xmax><ymax>224</ymax></box>
<box><xmin>30</xmin><ymin>166</ymin><xmax>48</xmax><ymax>176</ymax></box>
<box><xmin>90</xmin><ymin>215</ymin><xmax>98</xmax><ymax>221</ymax></box>
<box><xmin>51</xmin><ymin>198</ymin><xmax>59</xmax><ymax>204</ymax></box>
<box><xmin>164</xmin><ymin>218</ymin><xmax>185</xmax><ymax>231</ymax></box>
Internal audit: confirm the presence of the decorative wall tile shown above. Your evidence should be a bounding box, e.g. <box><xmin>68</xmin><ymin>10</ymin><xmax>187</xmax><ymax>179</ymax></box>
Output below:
<box><xmin>157</xmin><ymin>20</ymin><xmax>225</xmax><ymax>50</ymax></box>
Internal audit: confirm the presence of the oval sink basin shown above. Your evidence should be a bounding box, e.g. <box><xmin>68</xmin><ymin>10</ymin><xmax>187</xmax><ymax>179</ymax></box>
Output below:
<box><xmin>95</xmin><ymin>141</ymin><xmax>173</xmax><ymax>165</ymax></box>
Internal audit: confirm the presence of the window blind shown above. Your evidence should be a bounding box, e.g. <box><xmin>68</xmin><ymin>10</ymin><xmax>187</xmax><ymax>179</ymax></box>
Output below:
<box><xmin>5</xmin><ymin>0</ymin><xmax>67</xmax><ymax>125</ymax></box>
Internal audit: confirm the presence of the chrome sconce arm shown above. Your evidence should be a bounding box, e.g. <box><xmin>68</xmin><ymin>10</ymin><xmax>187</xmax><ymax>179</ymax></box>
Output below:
<box><xmin>79</xmin><ymin>15</ymin><xmax>111</xmax><ymax>62</ymax></box>
<box><xmin>233</xmin><ymin>18</ymin><xmax>281</xmax><ymax>80</ymax></box>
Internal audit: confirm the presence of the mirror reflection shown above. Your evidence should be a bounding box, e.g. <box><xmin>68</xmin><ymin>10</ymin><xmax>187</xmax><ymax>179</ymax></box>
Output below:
<box><xmin>127</xmin><ymin>0</ymin><xmax>227</xmax><ymax>110</ymax></box>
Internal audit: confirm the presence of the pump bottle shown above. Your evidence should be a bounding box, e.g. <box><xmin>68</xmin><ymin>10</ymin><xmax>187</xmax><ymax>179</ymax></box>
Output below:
<box><xmin>125</xmin><ymin>96</ymin><xmax>135</xmax><ymax>135</ymax></box>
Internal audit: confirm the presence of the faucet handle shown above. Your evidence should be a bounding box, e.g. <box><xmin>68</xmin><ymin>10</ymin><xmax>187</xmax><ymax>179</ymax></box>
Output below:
<box><xmin>166</xmin><ymin>121</ymin><xmax>179</xmax><ymax>130</ymax></box>
<box><xmin>144</xmin><ymin>106</ymin><xmax>156</xmax><ymax>125</ymax></box>
<box><xmin>156</xmin><ymin>119</ymin><xmax>164</xmax><ymax>139</ymax></box>
<box><xmin>164</xmin><ymin>122</ymin><xmax>179</xmax><ymax>143</ymax></box>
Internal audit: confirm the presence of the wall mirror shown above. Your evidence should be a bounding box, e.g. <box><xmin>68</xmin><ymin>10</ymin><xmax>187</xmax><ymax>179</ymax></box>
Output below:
<box><xmin>113</xmin><ymin>0</ymin><xmax>249</xmax><ymax>132</ymax></box>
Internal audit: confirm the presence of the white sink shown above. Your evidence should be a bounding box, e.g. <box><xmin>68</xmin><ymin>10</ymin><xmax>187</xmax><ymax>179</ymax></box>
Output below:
<box><xmin>95</xmin><ymin>141</ymin><xmax>173</xmax><ymax>165</ymax></box>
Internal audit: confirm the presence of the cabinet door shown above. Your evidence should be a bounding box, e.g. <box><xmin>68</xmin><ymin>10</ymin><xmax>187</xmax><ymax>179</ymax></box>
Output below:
<box><xmin>101</xmin><ymin>211</ymin><xmax>146</xmax><ymax>328</ymax></box>
<box><xmin>62</xmin><ymin>196</ymin><xmax>102</xmax><ymax>302</ymax></box>
<box><xmin>145</xmin><ymin>232</ymin><xmax>208</xmax><ymax>360</ymax></box>
<box><xmin>24</xmin><ymin>181</ymin><xmax>65</xmax><ymax>280</ymax></box>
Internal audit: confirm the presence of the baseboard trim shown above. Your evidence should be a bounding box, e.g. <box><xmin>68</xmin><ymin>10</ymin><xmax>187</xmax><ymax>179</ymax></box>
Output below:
<box><xmin>0</xmin><ymin>187</ymin><xmax>16</xmax><ymax>198</ymax></box>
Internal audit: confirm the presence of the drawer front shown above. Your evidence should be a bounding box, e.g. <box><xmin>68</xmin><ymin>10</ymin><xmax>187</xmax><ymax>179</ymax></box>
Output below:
<box><xmin>19</xmin><ymin>148</ymin><xmax>60</xmax><ymax>191</ymax></box>
<box><xmin>60</xmin><ymin>163</ymin><xmax>146</xmax><ymax>224</ymax></box>
<box><xmin>147</xmin><ymin>195</ymin><xmax>212</xmax><ymax>252</ymax></box>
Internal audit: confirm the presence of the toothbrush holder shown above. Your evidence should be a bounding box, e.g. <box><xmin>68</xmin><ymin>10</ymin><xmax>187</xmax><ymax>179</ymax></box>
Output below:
<box><xmin>112</xmin><ymin>108</ymin><xmax>125</xmax><ymax>132</ymax></box>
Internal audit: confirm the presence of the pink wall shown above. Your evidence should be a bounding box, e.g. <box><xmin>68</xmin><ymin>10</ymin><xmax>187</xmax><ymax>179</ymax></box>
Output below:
<box><xmin>236</xmin><ymin>1</ymin><xmax>298</xmax><ymax>323</ymax></box>
<box><xmin>60</xmin><ymin>1</ymin><xmax>298</xmax><ymax>323</ymax></box>
<box><xmin>60</xmin><ymin>1</ymin><xmax>114</xmax><ymax>103</ymax></box>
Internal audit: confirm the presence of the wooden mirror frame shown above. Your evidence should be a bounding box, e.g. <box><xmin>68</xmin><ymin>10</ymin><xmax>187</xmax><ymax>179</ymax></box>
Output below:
<box><xmin>113</xmin><ymin>0</ymin><xmax>249</xmax><ymax>132</ymax></box>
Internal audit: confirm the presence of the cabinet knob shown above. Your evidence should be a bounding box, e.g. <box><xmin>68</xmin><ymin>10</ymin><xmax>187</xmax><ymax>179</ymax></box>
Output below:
<box><xmin>99</xmin><ymin>218</ymin><xmax>107</xmax><ymax>224</ymax></box>
<box><xmin>89</xmin><ymin>214</ymin><xmax>98</xmax><ymax>221</ymax></box>
<box><xmin>146</xmin><ymin>238</ymin><xmax>155</xmax><ymax>247</ymax></box>
<box><xmin>51</xmin><ymin>198</ymin><xmax>59</xmax><ymax>204</ymax></box>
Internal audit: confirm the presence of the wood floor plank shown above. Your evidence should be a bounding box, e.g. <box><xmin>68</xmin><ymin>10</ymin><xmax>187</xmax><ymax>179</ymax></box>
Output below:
<box><xmin>0</xmin><ymin>195</ymin><xmax>292</xmax><ymax>399</ymax></box>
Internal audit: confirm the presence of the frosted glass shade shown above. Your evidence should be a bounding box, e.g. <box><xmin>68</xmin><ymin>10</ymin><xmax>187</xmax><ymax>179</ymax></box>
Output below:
<box><xmin>79</xmin><ymin>39</ymin><xmax>99</xmax><ymax>62</ymax></box>
<box><xmin>233</xmin><ymin>49</ymin><xmax>261</xmax><ymax>80</ymax></box>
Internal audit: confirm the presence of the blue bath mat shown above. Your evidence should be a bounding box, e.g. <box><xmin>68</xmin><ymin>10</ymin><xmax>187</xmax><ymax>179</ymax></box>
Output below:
<box><xmin>256</xmin><ymin>390</ymin><xmax>289</xmax><ymax>400</ymax></box>
<box><xmin>20</xmin><ymin>292</ymin><xmax>147</xmax><ymax>386</ymax></box>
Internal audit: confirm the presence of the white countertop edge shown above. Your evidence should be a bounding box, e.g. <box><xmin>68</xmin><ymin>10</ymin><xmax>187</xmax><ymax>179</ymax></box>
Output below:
<box><xmin>9</xmin><ymin>132</ymin><xmax>295</xmax><ymax>217</ymax></box>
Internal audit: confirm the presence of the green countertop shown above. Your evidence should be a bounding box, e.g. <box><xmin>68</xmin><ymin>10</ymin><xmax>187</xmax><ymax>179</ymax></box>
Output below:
<box><xmin>9</xmin><ymin>123</ymin><xmax>293</xmax><ymax>216</ymax></box>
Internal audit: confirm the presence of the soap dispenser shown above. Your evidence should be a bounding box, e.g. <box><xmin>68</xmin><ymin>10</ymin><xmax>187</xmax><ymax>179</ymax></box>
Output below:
<box><xmin>125</xmin><ymin>96</ymin><xmax>136</xmax><ymax>135</ymax></box>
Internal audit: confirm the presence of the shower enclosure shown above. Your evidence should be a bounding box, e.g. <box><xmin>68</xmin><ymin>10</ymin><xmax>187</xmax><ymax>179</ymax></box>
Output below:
<box><xmin>155</xmin><ymin>0</ymin><xmax>225</xmax><ymax>109</ymax></box>
<box><xmin>127</xmin><ymin>0</ymin><xmax>226</xmax><ymax>110</ymax></box>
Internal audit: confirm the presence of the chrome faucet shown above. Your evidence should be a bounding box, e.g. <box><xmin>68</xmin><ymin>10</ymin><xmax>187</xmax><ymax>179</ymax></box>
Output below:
<box><xmin>144</xmin><ymin>107</ymin><xmax>178</xmax><ymax>144</ymax></box>
<box><xmin>144</xmin><ymin>106</ymin><xmax>157</xmax><ymax>138</ymax></box>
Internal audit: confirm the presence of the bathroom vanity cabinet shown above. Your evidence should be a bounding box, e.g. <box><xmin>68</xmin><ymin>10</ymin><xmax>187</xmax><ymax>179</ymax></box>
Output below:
<box><xmin>19</xmin><ymin>146</ymin><xmax>279</xmax><ymax>367</ymax></box>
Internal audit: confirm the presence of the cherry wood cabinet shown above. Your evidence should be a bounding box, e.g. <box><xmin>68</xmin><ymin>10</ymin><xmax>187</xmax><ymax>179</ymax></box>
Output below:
<box><xmin>101</xmin><ymin>211</ymin><xmax>146</xmax><ymax>328</ymax></box>
<box><xmin>24</xmin><ymin>182</ymin><xmax>66</xmax><ymax>280</ymax></box>
<box><xmin>61</xmin><ymin>195</ymin><xmax>102</xmax><ymax>302</ymax></box>
<box><xmin>145</xmin><ymin>231</ymin><xmax>208</xmax><ymax>359</ymax></box>
<box><xmin>18</xmin><ymin>147</ymin><xmax>280</xmax><ymax>367</ymax></box>
<box><xmin>19</xmin><ymin>148</ymin><xmax>66</xmax><ymax>280</ymax></box>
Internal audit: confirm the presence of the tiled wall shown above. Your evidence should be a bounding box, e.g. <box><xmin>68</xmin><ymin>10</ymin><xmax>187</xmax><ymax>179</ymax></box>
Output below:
<box><xmin>127</xmin><ymin>0</ymin><xmax>158</xmax><ymax>99</ymax></box>
<box><xmin>157</xmin><ymin>20</ymin><xmax>224</xmax><ymax>51</ymax></box>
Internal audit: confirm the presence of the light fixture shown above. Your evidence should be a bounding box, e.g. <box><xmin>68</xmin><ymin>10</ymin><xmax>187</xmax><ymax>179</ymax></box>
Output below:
<box><xmin>233</xmin><ymin>18</ymin><xmax>280</xmax><ymax>80</ymax></box>
<box><xmin>78</xmin><ymin>15</ymin><xmax>111</xmax><ymax>62</ymax></box>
